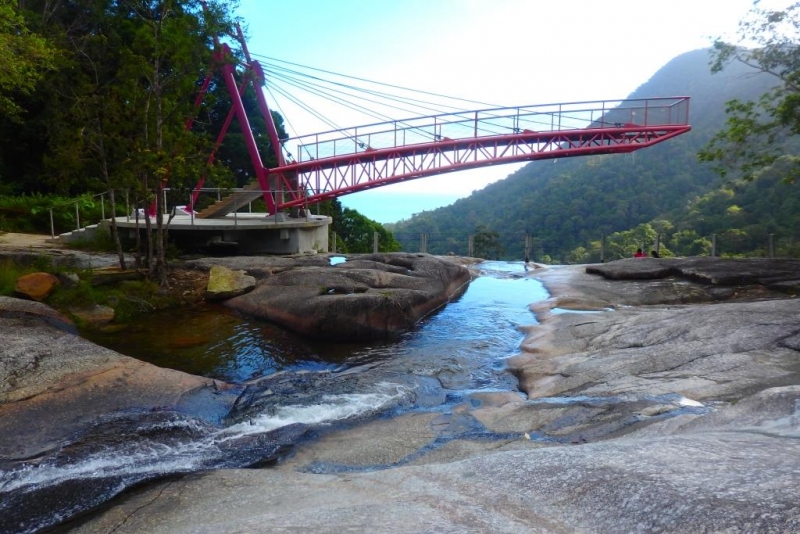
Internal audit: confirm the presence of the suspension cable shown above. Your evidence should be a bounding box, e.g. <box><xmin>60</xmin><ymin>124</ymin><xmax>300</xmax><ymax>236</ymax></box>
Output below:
<box><xmin>251</xmin><ymin>53</ymin><xmax>499</xmax><ymax>109</ymax></box>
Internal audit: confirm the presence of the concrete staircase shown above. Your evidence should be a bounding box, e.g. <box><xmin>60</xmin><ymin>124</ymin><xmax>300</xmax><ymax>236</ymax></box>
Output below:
<box><xmin>195</xmin><ymin>181</ymin><xmax>266</xmax><ymax>219</ymax></box>
<box><xmin>57</xmin><ymin>224</ymin><xmax>100</xmax><ymax>244</ymax></box>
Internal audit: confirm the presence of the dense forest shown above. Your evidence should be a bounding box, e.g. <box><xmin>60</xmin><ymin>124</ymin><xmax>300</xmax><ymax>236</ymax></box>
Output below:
<box><xmin>387</xmin><ymin>46</ymin><xmax>800</xmax><ymax>261</ymax></box>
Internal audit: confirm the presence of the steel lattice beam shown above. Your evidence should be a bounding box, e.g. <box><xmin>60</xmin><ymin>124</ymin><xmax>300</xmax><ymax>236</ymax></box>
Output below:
<box><xmin>271</xmin><ymin>124</ymin><xmax>691</xmax><ymax>209</ymax></box>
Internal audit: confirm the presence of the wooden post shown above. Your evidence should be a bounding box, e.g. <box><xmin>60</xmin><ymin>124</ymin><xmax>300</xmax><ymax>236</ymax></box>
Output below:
<box><xmin>75</xmin><ymin>202</ymin><xmax>80</xmax><ymax>231</ymax></box>
<box><xmin>711</xmin><ymin>234</ymin><xmax>717</xmax><ymax>257</ymax></box>
<box><xmin>373</xmin><ymin>231</ymin><xmax>379</xmax><ymax>253</ymax></box>
<box><xmin>601</xmin><ymin>233</ymin><xmax>606</xmax><ymax>263</ymax></box>
<box><xmin>49</xmin><ymin>209</ymin><xmax>55</xmax><ymax>239</ymax></box>
<box><xmin>101</xmin><ymin>193</ymin><xmax>106</xmax><ymax>220</ymax></box>
<box><xmin>468</xmin><ymin>234</ymin><xmax>474</xmax><ymax>257</ymax></box>
<box><xmin>332</xmin><ymin>231</ymin><xmax>337</xmax><ymax>253</ymax></box>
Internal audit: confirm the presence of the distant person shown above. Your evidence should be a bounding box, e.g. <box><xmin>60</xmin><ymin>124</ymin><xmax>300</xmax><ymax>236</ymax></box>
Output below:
<box><xmin>634</xmin><ymin>248</ymin><xmax>647</xmax><ymax>258</ymax></box>
<box><xmin>524</xmin><ymin>255</ymin><xmax>530</xmax><ymax>271</ymax></box>
<box><xmin>650</xmin><ymin>250</ymin><xmax>660</xmax><ymax>258</ymax></box>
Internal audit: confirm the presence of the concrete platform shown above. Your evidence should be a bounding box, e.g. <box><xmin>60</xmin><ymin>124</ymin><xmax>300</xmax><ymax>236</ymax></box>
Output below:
<box><xmin>68</xmin><ymin>211</ymin><xmax>332</xmax><ymax>255</ymax></box>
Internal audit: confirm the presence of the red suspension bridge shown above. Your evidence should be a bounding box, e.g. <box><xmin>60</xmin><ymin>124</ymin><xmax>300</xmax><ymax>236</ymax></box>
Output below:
<box><xmin>187</xmin><ymin>37</ymin><xmax>691</xmax><ymax>219</ymax></box>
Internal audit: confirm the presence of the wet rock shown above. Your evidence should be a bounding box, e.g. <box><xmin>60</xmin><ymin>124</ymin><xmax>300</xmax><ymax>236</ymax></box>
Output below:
<box><xmin>69</xmin><ymin>304</ymin><xmax>115</xmax><ymax>327</ymax></box>
<box><xmin>0</xmin><ymin>301</ymin><xmax>232</xmax><ymax>460</ymax></box>
<box><xmin>222</xmin><ymin>253</ymin><xmax>472</xmax><ymax>341</ymax></box>
<box><xmin>0</xmin><ymin>295</ymin><xmax>75</xmax><ymax>334</ymax></box>
<box><xmin>0</xmin><ymin>413</ymin><xmax>307</xmax><ymax>534</ymax></box>
<box><xmin>14</xmin><ymin>272</ymin><xmax>59</xmax><ymax>301</ymax></box>
<box><xmin>204</xmin><ymin>265</ymin><xmax>256</xmax><ymax>301</ymax></box>
<box><xmin>71</xmin><ymin>426</ymin><xmax>800</xmax><ymax>533</ymax></box>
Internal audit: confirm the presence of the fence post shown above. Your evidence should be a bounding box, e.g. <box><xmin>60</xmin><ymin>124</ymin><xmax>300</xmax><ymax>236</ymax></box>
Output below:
<box><xmin>190</xmin><ymin>193</ymin><xmax>195</xmax><ymax>226</ymax></box>
<box><xmin>468</xmin><ymin>234</ymin><xmax>474</xmax><ymax>257</ymax></box>
<box><xmin>420</xmin><ymin>233</ymin><xmax>427</xmax><ymax>254</ymax></box>
<box><xmin>49</xmin><ymin>209</ymin><xmax>55</xmax><ymax>239</ymax></box>
<box><xmin>711</xmin><ymin>234</ymin><xmax>717</xmax><ymax>257</ymax></box>
<box><xmin>373</xmin><ymin>231</ymin><xmax>379</xmax><ymax>253</ymax></box>
<box><xmin>332</xmin><ymin>231</ymin><xmax>337</xmax><ymax>253</ymax></box>
<box><xmin>769</xmin><ymin>233</ymin><xmax>775</xmax><ymax>258</ymax></box>
<box><xmin>100</xmin><ymin>193</ymin><xmax>106</xmax><ymax>220</ymax></box>
<box><xmin>601</xmin><ymin>233</ymin><xmax>606</xmax><ymax>263</ymax></box>
<box><xmin>75</xmin><ymin>201</ymin><xmax>80</xmax><ymax>231</ymax></box>
<box><xmin>125</xmin><ymin>190</ymin><xmax>130</xmax><ymax>222</ymax></box>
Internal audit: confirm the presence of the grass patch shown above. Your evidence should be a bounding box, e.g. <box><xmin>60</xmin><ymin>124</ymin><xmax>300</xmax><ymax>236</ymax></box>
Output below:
<box><xmin>2</xmin><ymin>254</ymin><xmax>187</xmax><ymax>325</ymax></box>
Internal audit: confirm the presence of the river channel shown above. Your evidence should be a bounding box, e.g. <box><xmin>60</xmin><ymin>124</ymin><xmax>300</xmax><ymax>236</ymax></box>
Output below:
<box><xmin>1</xmin><ymin>261</ymin><xmax>549</xmax><ymax>534</ymax></box>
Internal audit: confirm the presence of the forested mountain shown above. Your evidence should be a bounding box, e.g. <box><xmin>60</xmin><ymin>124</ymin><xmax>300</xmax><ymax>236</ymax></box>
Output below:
<box><xmin>388</xmin><ymin>48</ymin><xmax>798</xmax><ymax>261</ymax></box>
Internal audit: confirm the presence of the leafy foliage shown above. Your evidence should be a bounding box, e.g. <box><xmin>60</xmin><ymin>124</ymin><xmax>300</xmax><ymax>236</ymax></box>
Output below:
<box><xmin>318</xmin><ymin>199</ymin><xmax>401</xmax><ymax>253</ymax></box>
<box><xmin>0</xmin><ymin>2</ymin><xmax>54</xmax><ymax>122</ymax></box>
<box><xmin>698</xmin><ymin>2</ymin><xmax>800</xmax><ymax>182</ymax></box>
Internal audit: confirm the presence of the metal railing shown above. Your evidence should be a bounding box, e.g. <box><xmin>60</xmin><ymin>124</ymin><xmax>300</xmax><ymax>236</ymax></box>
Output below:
<box><xmin>286</xmin><ymin>97</ymin><xmax>691</xmax><ymax>163</ymax></box>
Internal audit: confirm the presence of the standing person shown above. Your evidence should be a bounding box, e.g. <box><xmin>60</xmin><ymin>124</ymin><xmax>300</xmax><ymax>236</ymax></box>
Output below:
<box><xmin>524</xmin><ymin>255</ymin><xmax>530</xmax><ymax>271</ymax></box>
<box><xmin>634</xmin><ymin>248</ymin><xmax>647</xmax><ymax>258</ymax></box>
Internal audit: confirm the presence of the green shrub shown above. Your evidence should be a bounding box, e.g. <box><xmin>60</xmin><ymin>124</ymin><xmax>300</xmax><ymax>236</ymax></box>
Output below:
<box><xmin>0</xmin><ymin>193</ymin><xmax>127</xmax><ymax>235</ymax></box>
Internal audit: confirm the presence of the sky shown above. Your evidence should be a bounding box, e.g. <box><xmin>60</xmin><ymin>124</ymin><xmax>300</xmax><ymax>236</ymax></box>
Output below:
<box><xmin>235</xmin><ymin>0</ymin><xmax>787</xmax><ymax>223</ymax></box>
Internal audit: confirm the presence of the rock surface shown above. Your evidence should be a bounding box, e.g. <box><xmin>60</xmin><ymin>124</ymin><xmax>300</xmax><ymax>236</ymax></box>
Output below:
<box><xmin>190</xmin><ymin>253</ymin><xmax>473</xmax><ymax>341</ymax></box>
<box><xmin>0</xmin><ymin>296</ymin><xmax>231</xmax><ymax>460</ymax></box>
<box><xmin>204</xmin><ymin>265</ymin><xmax>256</xmax><ymax>301</ymax></box>
<box><xmin>69</xmin><ymin>259</ymin><xmax>800</xmax><ymax>533</ymax></box>
<box><xmin>14</xmin><ymin>272</ymin><xmax>60</xmax><ymax>301</ymax></box>
<box><xmin>69</xmin><ymin>303</ymin><xmax>116</xmax><ymax>327</ymax></box>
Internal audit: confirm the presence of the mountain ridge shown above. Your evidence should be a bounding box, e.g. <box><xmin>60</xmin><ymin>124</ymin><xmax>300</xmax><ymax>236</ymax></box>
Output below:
<box><xmin>388</xmin><ymin>48</ymin><xmax>790</xmax><ymax>260</ymax></box>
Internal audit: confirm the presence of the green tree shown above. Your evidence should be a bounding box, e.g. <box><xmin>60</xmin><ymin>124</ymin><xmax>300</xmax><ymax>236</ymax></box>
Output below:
<box><xmin>473</xmin><ymin>224</ymin><xmax>504</xmax><ymax>259</ymax></box>
<box><xmin>699</xmin><ymin>2</ymin><xmax>800</xmax><ymax>182</ymax></box>
<box><xmin>0</xmin><ymin>1</ymin><xmax>54</xmax><ymax>122</ymax></box>
<box><xmin>337</xmin><ymin>207</ymin><xmax>401</xmax><ymax>253</ymax></box>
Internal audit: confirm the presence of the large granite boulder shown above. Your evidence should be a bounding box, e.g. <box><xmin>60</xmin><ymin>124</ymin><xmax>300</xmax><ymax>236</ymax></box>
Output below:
<box><xmin>222</xmin><ymin>253</ymin><xmax>472</xmax><ymax>341</ymax></box>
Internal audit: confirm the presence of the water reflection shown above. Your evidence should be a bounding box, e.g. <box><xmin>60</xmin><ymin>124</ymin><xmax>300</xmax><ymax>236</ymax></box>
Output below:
<box><xmin>83</xmin><ymin>261</ymin><xmax>547</xmax><ymax>389</ymax></box>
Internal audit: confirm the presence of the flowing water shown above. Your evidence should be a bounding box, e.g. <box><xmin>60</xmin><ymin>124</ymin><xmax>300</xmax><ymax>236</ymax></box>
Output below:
<box><xmin>0</xmin><ymin>261</ymin><xmax>548</xmax><ymax>534</ymax></box>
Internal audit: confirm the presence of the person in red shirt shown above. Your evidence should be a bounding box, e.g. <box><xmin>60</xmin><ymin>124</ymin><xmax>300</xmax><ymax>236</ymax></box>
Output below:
<box><xmin>634</xmin><ymin>248</ymin><xmax>647</xmax><ymax>258</ymax></box>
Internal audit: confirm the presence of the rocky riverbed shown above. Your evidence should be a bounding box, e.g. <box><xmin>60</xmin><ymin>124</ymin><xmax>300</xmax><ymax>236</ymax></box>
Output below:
<box><xmin>2</xmin><ymin>246</ymin><xmax>800</xmax><ymax>533</ymax></box>
<box><xmin>66</xmin><ymin>257</ymin><xmax>800</xmax><ymax>533</ymax></box>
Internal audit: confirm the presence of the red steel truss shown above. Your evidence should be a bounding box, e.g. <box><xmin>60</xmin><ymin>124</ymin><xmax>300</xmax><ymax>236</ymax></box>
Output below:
<box><xmin>266</xmin><ymin>97</ymin><xmax>691</xmax><ymax>211</ymax></box>
<box><xmin>192</xmin><ymin>38</ymin><xmax>690</xmax><ymax>216</ymax></box>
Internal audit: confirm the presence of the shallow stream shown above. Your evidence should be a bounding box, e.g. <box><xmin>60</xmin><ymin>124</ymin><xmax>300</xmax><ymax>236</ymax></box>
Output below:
<box><xmin>1</xmin><ymin>261</ymin><xmax>547</xmax><ymax>533</ymax></box>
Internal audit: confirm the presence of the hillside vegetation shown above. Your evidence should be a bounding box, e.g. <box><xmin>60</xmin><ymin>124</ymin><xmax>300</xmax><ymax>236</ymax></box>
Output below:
<box><xmin>388</xmin><ymin>48</ymin><xmax>799</xmax><ymax>261</ymax></box>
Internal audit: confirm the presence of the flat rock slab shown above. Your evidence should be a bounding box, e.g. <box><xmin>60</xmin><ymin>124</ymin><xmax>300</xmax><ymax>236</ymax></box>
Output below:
<box><xmin>72</xmin><ymin>426</ymin><xmax>800</xmax><ymax>533</ymax></box>
<box><xmin>588</xmin><ymin>256</ymin><xmax>800</xmax><ymax>289</ymax></box>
